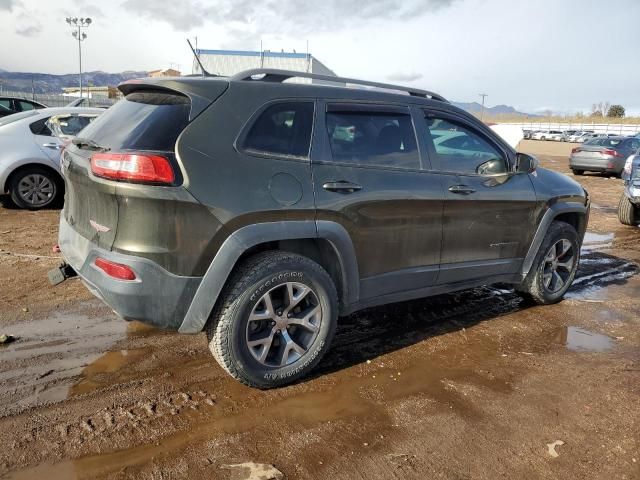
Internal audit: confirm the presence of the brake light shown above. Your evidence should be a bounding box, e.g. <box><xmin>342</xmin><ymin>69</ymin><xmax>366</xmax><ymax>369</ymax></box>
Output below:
<box><xmin>94</xmin><ymin>257</ymin><xmax>137</xmax><ymax>281</ymax></box>
<box><xmin>571</xmin><ymin>147</ymin><xmax>581</xmax><ymax>154</ymax></box>
<box><xmin>91</xmin><ymin>153</ymin><xmax>175</xmax><ymax>184</ymax></box>
<box><xmin>601</xmin><ymin>149</ymin><xmax>621</xmax><ymax>158</ymax></box>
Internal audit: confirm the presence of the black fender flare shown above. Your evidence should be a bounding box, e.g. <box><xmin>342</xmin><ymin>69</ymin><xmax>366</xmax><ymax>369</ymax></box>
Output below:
<box><xmin>178</xmin><ymin>220</ymin><xmax>359</xmax><ymax>333</ymax></box>
<box><xmin>520</xmin><ymin>202</ymin><xmax>588</xmax><ymax>278</ymax></box>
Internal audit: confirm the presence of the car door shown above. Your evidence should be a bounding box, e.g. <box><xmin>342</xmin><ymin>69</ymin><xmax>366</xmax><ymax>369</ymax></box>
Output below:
<box><xmin>311</xmin><ymin>101</ymin><xmax>444</xmax><ymax>302</ymax></box>
<box><xmin>27</xmin><ymin>116</ymin><xmax>64</xmax><ymax>163</ymax></box>
<box><xmin>418</xmin><ymin>109</ymin><xmax>537</xmax><ymax>284</ymax></box>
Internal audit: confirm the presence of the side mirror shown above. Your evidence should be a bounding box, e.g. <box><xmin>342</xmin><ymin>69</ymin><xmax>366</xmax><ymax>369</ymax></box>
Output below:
<box><xmin>476</xmin><ymin>158</ymin><xmax>507</xmax><ymax>175</ymax></box>
<box><xmin>515</xmin><ymin>153</ymin><xmax>539</xmax><ymax>174</ymax></box>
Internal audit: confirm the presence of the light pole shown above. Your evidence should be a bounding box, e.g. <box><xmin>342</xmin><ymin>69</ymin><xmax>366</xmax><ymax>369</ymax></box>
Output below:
<box><xmin>66</xmin><ymin>17</ymin><xmax>92</xmax><ymax>99</ymax></box>
<box><xmin>479</xmin><ymin>93</ymin><xmax>488</xmax><ymax>121</ymax></box>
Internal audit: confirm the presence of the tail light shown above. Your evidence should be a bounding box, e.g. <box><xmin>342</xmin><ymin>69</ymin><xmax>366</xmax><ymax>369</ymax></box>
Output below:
<box><xmin>571</xmin><ymin>147</ymin><xmax>581</xmax><ymax>154</ymax></box>
<box><xmin>601</xmin><ymin>149</ymin><xmax>622</xmax><ymax>158</ymax></box>
<box><xmin>94</xmin><ymin>257</ymin><xmax>137</xmax><ymax>281</ymax></box>
<box><xmin>90</xmin><ymin>153</ymin><xmax>175</xmax><ymax>185</ymax></box>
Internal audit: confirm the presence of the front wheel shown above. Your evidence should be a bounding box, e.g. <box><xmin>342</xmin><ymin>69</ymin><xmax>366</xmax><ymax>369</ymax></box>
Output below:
<box><xmin>206</xmin><ymin>251</ymin><xmax>338</xmax><ymax>388</ymax></box>
<box><xmin>618</xmin><ymin>194</ymin><xmax>639</xmax><ymax>226</ymax></box>
<box><xmin>571</xmin><ymin>169</ymin><xmax>584</xmax><ymax>176</ymax></box>
<box><xmin>516</xmin><ymin>221</ymin><xmax>579</xmax><ymax>305</ymax></box>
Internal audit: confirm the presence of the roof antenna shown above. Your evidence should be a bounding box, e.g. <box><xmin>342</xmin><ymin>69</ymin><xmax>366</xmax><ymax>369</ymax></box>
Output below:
<box><xmin>187</xmin><ymin>38</ymin><xmax>211</xmax><ymax>77</ymax></box>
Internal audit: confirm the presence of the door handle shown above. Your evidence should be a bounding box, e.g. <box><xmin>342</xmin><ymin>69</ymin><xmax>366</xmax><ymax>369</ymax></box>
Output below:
<box><xmin>448</xmin><ymin>184</ymin><xmax>476</xmax><ymax>195</ymax></box>
<box><xmin>322</xmin><ymin>181</ymin><xmax>362</xmax><ymax>193</ymax></box>
<box><xmin>42</xmin><ymin>143</ymin><xmax>62</xmax><ymax>149</ymax></box>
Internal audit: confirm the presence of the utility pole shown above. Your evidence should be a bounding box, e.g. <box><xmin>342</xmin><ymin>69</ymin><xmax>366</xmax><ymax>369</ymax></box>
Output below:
<box><xmin>479</xmin><ymin>93</ymin><xmax>488</xmax><ymax>121</ymax></box>
<box><xmin>66</xmin><ymin>17</ymin><xmax>92</xmax><ymax>99</ymax></box>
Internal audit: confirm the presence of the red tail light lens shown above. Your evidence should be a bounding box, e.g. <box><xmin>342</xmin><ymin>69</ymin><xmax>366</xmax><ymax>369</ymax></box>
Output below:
<box><xmin>601</xmin><ymin>149</ymin><xmax>621</xmax><ymax>158</ymax></box>
<box><xmin>91</xmin><ymin>153</ymin><xmax>175</xmax><ymax>184</ymax></box>
<box><xmin>94</xmin><ymin>257</ymin><xmax>137</xmax><ymax>281</ymax></box>
<box><xmin>571</xmin><ymin>147</ymin><xmax>581</xmax><ymax>154</ymax></box>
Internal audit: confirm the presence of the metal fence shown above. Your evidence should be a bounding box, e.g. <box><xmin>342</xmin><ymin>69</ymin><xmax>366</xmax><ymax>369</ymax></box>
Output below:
<box><xmin>497</xmin><ymin>121</ymin><xmax>640</xmax><ymax>136</ymax></box>
<box><xmin>0</xmin><ymin>89</ymin><xmax>117</xmax><ymax>108</ymax></box>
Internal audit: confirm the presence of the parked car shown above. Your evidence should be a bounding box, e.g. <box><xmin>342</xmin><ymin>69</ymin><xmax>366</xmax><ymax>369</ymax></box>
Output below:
<box><xmin>577</xmin><ymin>132</ymin><xmax>607</xmax><ymax>143</ymax></box>
<box><xmin>549</xmin><ymin>131</ymin><xmax>565</xmax><ymax>141</ymax></box>
<box><xmin>0</xmin><ymin>97</ymin><xmax>47</xmax><ymax>115</ymax></box>
<box><xmin>618</xmin><ymin>154</ymin><xmax>640</xmax><ymax>225</ymax></box>
<box><xmin>0</xmin><ymin>107</ymin><xmax>102</xmax><ymax>209</ymax></box>
<box><xmin>567</xmin><ymin>131</ymin><xmax>589</xmax><ymax>142</ymax></box>
<box><xmin>531</xmin><ymin>130</ymin><xmax>563</xmax><ymax>141</ymax></box>
<box><xmin>523</xmin><ymin>129</ymin><xmax>534</xmax><ymax>139</ymax></box>
<box><xmin>569</xmin><ymin>136</ymin><xmax>640</xmax><ymax>177</ymax></box>
<box><xmin>52</xmin><ymin>69</ymin><xmax>589</xmax><ymax>388</ymax></box>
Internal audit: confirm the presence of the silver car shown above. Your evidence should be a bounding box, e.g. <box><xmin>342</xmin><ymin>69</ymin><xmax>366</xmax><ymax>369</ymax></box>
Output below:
<box><xmin>0</xmin><ymin>107</ymin><xmax>102</xmax><ymax>209</ymax></box>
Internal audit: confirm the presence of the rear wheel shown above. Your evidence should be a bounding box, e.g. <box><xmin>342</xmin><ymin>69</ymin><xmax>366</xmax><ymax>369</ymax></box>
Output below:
<box><xmin>571</xmin><ymin>169</ymin><xmax>584</xmax><ymax>176</ymax></box>
<box><xmin>9</xmin><ymin>166</ymin><xmax>61</xmax><ymax>210</ymax></box>
<box><xmin>618</xmin><ymin>194</ymin><xmax>639</xmax><ymax>226</ymax></box>
<box><xmin>206</xmin><ymin>251</ymin><xmax>338</xmax><ymax>388</ymax></box>
<box><xmin>516</xmin><ymin>221</ymin><xmax>579</xmax><ymax>305</ymax></box>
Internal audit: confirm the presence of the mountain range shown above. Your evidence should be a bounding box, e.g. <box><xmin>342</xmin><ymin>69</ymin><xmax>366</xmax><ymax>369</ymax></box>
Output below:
<box><xmin>0</xmin><ymin>69</ymin><xmax>536</xmax><ymax>117</ymax></box>
<box><xmin>0</xmin><ymin>69</ymin><xmax>147</xmax><ymax>93</ymax></box>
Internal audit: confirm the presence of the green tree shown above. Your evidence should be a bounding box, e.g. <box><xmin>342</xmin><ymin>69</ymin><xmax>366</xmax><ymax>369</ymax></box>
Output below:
<box><xmin>607</xmin><ymin>105</ymin><xmax>625</xmax><ymax>118</ymax></box>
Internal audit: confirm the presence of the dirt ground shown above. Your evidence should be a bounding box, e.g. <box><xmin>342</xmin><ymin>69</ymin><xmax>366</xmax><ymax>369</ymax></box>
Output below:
<box><xmin>0</xmin><ymin>140</ymin><xmax>638</xmax><ymax>480</ymax></box>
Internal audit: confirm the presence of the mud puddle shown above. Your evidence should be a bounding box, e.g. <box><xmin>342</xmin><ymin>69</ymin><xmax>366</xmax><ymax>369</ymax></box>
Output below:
<box><xmin>0</xmin><ymin>302</ymin><xmax>158</xmax><ymax>415</ymax></box>
<box><xmin>553</xmin><ymin>326</ymin><xmax>614</xmax><ymax>352</ymax></box>
<box><xmin>582</xmin><ymin>231</ymin><xmax>615</xmax><ymax>251</ymax></box>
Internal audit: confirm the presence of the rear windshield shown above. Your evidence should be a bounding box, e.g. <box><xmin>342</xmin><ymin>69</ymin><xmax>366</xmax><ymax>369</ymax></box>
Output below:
<box><xmin>599</xmin><ymin>138</ymin><xmax>625</xmax><ymax>148</ymax></box>
<box><xmin>77</xmin><ymin>90</ymin><xmax>190</xmax><ymax>151</ymax></box>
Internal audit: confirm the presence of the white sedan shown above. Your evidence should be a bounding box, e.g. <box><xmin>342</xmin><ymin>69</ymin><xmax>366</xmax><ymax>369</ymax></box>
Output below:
<box><xmin>0</xmin><ymin>107</ymin><xmax>103</xmax><ymax>209</ymax></box>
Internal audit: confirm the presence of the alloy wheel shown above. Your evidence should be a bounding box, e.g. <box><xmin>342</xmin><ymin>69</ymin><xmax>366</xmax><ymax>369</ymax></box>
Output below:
<box><xmin>17</xmin><ymin>173</ymin><xmax>55</xmax><ymax>207</ymax></box>
<box><xmin>245</xmin><ymin>282</ymin><xmax>322</xmax><ymax>367</ymax></box>
<box><xmin>542</xmin><ymin>238</ymin><xmax>576</xmax><ymax>293</ymax></box>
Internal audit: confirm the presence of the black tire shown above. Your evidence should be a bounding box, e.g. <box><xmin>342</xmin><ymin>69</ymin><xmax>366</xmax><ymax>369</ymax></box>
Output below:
<box><xmin>571</xmin><ymin>169</ymin><xmax>584</xmax><ymax>176</ymax></box>
<box><xmin>206</xmin><ymin>251</ymin><xmax>338</xmax><ymax>388</ymax></box>
<box><xmin>9</xmin><ymin>166</ymin><xmax>62</xmax><ymax>210</ymax></box>
<box><xmin>516</xmin><ymin>221</ymin><xmax>579</xmax><ymax>305</ymax></box>
<box><xmin>541</xmin><ymin>136</ymin><xmax>546</xmax><ymax>141</ymax></box>
<box><xmin>618</xmin><ymin>194</ymin><xmax>639</xmax><ymax>226</ymax></box>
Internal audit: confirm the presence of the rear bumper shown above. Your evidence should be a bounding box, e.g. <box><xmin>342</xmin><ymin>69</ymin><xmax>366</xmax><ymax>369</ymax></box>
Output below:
<box><xmin>569</xmin><ymin>156</ymin><xmax>624</xmax><ymax>173</ymax></box>
<box><xmin>59</xmin><ymin>216</ymin><xmax>202</xmax><ymax>330</ymax></box>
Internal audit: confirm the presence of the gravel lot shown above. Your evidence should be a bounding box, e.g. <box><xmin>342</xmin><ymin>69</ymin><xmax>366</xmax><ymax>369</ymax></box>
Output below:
<box><xmin>0</xmin><ymin>140</ymin><xmax>638</xmax><ymax>480</ymax></box>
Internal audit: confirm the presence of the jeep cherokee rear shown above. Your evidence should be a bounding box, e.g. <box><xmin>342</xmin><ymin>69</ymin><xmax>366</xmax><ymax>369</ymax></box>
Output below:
<box><xmin>54</xmin><ymin>69</ymin><xmax>589</xmax><ymax>388</ymax></box>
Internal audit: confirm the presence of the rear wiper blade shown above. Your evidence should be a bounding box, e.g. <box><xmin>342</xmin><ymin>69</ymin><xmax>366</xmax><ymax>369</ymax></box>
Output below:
<box><xmin>72</xmin><ymin>137</ymin><xmax>110</xmax><ymax>152</ymax></box>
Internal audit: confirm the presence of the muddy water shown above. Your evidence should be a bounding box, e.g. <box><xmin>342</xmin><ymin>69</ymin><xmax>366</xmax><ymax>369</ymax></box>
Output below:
<box><xmin>0</xmin><ymin>302</ymin><xmax>159</xmax><ymax>414</ymax></box>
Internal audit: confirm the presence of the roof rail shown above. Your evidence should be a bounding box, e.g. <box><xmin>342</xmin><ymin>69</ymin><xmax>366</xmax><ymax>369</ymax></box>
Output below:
<box><xmin>230</xmin><ymin>69</ymin><xmax>448</xmax><ymax>102</ymax></box>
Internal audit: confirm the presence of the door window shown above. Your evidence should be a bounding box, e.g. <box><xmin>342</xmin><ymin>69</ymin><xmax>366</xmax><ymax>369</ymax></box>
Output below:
<box><xmin>242</xmin><ymin>102</ymin><xmax>314</xmax><ymax>158</ymax></box>
<box><xmin>424</xmin><ymin>116</ymin><xmax>507</xmax><ymax>175</ymax></box>
<box><xmin>0</xmin><ymin>99</ymin><xmax>11</xmax><ymax>110</ymax></box>
<box><xmin>325</xmin><ymin>108</ymin><xmax>419</xmax><ymax>169</ymax></box>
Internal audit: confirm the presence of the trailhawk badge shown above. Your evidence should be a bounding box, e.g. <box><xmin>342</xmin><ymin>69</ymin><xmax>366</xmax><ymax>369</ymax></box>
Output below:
<box><xmin>89</xmin><ymin>219</ymin><xmax>111</xmax><ymax>233</ymax></box>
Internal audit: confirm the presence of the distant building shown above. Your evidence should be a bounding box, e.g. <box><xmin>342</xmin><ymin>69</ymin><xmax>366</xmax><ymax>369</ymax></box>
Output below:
<box><xmin>148</xmin><ymin>68</ymin><xmax>182</xmax><ymax>78</ymax></box>
<box><xmin>62</xmin><ymin>85</ymin><xmax>121</xmax><ymax>99</ymax></box>
<box><xmin>193</xmin><ymin>49</ymin><xmax>337</xmax><ymax>84</ymax></box>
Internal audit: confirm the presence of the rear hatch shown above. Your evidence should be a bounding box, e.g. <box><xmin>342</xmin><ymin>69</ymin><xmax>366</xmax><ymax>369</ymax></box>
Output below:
<box><xmin>62</xmin><ymin>88</ymin><xmax>194</xmax><ymax>251</ymax></box>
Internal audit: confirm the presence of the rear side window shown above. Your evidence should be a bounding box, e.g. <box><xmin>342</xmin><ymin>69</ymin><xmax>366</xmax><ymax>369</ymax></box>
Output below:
<box><xmin>29</xmin><ymin>117</ymin><xmax>52</xmax><ymax>136</ymax></box>
<box><xmin>77</xmin><ymin>90</ymin><xmax>190</xmax><ymax>151</ymax></box>
<box><xmin>242</xmin><ymin>102</ymin><xmax>314</xmax><ymax>158</ymax></box>
<box><xmin>325</xmin><ymin>108</ymin><xmax>419</xmax><ymax>169</ymax></box>
<box><xmin>0</xmin><ymin>99</ymin><xmax>11</xmax><ymax>109</ymax></box>
<box><xmin>19</xmin><ymin>101</ymin><xmax>35</xmax><ymax>111</ymax></box>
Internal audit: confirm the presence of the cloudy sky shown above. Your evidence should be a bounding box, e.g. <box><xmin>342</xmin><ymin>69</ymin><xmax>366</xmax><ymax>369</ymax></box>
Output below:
<box><xmin>1</xmin><ymin>0</ymin><xmax>638</xmax><ymax>114</ymax></box>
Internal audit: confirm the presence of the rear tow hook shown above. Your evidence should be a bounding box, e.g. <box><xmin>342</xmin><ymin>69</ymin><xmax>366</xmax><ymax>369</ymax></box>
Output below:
<box><xmin>48</xmin><ymin>262</ymin><xmax>78</xmax><ymax>286</ymax></box>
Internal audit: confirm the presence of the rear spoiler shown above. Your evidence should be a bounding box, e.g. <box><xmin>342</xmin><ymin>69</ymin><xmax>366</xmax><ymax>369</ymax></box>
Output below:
<box><xmin>118</xmin><ymin>78</ymin><xmax>229</xmax><ymax>121</ymax></box>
